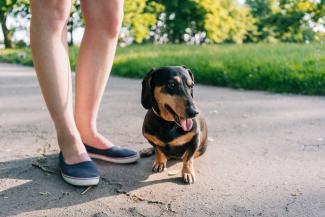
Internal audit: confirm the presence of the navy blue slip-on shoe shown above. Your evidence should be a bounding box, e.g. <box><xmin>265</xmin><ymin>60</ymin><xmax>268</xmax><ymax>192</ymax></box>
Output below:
<box><xmin>84</xmin><ymin>144</ymin><xmax>140</xmax><ymax>164</ymax></box>
<box><xmin>59</xmin><ymin>152</ymin><xmax>100</xmax><ymax>186</ymax></box>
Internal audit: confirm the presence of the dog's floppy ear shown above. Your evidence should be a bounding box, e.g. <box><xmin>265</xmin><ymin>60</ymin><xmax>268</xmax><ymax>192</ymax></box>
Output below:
<box><xmin>141</xmin><ymin>68</ymin><xmax>155</xmax><ymax>109</ymax></box>
<box><xmin>181</xmin><ymin>65</ymin><xmax>194</xmax><ymax>97</ymax></box>
<box><xmin>181</xmin><ymin>65</ymin><xmax>194</xmax><ymax>82</ymax></box>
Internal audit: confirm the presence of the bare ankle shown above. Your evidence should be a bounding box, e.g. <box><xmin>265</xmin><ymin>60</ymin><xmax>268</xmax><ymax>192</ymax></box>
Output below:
<box><xmin>57</xmin><ymin>131</ymin><xmax>81</xmax><ymax>147</ymax></box>
<box><xmin>76</xmin><ymin>125</ymin><xmax>99</xmax><ymax>142</ymax></box>
<box><xmin>57</xmin><ymin>131</ymin><xmax>90</xmax><ymax>164</ymax></box>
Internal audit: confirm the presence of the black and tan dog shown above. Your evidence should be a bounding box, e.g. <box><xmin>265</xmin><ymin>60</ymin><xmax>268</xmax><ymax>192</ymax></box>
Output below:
<box><xmin>141</xmin><ymin>66</ymin><xmax>208</xmax><ymax>184</ymax></box>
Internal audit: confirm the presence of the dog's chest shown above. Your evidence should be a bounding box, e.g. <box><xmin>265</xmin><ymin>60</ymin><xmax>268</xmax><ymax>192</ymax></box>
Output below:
<box><xmin>143</xmin><ymin>111</ymin><xmax>199</xmax><ymax>158</ymax></box>
<box><xmin>156</xmin><ymin>125</ymin><xmax>185</xmax><ymax>142</ymax></box>
<box><xmin>150</xmin><ymin>121</ymin><xmax>198</xmax><ymax>158</ymax></box>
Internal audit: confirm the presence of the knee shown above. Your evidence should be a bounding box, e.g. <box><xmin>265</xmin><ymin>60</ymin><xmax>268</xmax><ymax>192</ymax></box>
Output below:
<box><xmin>84</xmin><ymin>8</ymin><xmax>124</xmax><ymax>39</ymax></box>
<box><xmin>31</xmin><ymin>1</ymin><xmax>71</xmax><ymax>32</ymax></box>
<box><xmin>102</xmin><ymin>12</ymin><xmax>124</xmax><ymax>38</ymax></box>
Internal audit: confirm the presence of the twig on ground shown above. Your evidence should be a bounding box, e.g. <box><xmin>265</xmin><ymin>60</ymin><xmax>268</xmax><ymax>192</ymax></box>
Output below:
<box><xmin>39</xmin><ymin>192</ymin><xmax>50</xmax><ymax>196</ymax></box>
<box><xmin>81</xmin><ymin>186</ymin><xmax>93</xmax><ymax>195</ymax></box>
<box><xmin>32</xmin><ymin>161</ymin><xmax>58</xmax><ymax>174</ymax></box>
<box><xmin>115</xmin><ymin>188</ymin><xmax>164</xmax><ymax>205</ymax></box>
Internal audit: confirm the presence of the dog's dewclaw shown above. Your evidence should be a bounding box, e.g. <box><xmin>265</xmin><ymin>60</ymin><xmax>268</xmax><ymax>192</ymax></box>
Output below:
<box><xmin>140</xmin><ymin>147</ymin><xmax>155</xmax><ymax>158</ymax></box>
<box><xmin>167</xmin><ymin>170</ymin><xmax>179</xmax><ymax>176</ymax></box>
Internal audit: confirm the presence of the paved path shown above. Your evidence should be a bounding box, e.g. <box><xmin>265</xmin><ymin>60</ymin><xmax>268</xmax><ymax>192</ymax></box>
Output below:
<box><xmin>1</xmin><ymin>63</ymin><xmax>325</xmax><ymax>217</ymax></box>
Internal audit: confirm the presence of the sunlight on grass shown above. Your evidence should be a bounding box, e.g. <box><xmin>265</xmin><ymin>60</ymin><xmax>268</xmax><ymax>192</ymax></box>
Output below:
<box><xmin>0</xmin><ymin>44</ymin><xmax>324</xmax><ymax>94</ymax></box>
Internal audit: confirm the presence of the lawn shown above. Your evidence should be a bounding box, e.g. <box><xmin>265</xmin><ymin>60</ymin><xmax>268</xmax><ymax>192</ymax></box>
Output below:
<box><xmin>1</xmin><ymin>43</ymin><xmax>324</xmax><ymax>95</ymax></box>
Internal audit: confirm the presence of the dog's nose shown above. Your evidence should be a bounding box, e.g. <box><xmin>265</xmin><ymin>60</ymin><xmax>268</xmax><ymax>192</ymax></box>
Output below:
<box><xmin>186</xmin><ymin>106</ymin><xmax>199</xmax><ymax>118</ymax></box>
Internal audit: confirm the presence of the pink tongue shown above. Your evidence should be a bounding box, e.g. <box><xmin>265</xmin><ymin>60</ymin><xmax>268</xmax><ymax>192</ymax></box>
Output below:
<box><xmin>180</xmin><ymin>118</ymin><xmax>193</xmax><ymax>131</ymax></box>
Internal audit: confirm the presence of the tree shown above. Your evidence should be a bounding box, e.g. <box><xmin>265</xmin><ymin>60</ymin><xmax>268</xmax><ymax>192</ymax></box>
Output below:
<box><xmin>247</xmin><ymin>0</ymin><xmax>325</xmax><ymax>42</ymax></box>
<box><xmin>123</xmin><ymin>0</ymin><xmax>164</xmax><ymax>43</ymax></box>
<box><xmin>155</xmin><ymin>0</ymin><xmax>205</xmax><ymax>43</ymax></box>
<box><xmin>67</xmin><ymin>0</ymin><xmax>82</xmax><ymax>46</ymax></box>
<box><xmin>0</xmin><ymin>0</ymin><xmax>18</xmax><ymax>48</ymax></box>
<box><xmin>270</xmin><ymin>0</ymin><xmax>320</xmax><ymax>42</ymax></box>
<box><xmin>311</xmin><ymin>0</ymin><xmax>325</xmax><ymax>42</ymax></box>
<box><xmin>198</xmin><ymin>0</ymin><xmax>256</xmax><ymax>43</ymax></box>
<box><xmin>156</xmin><ymin>0</ymin><xmax>255</xmax><ymax>44</ymax></box>
<box><xmin>0</xmin><ymin>0</ymin><xmax>29</xmax><ymax>48</ymax></box>
<box><xmin>246</xmin><ymin>0</ymin><xmax>280</xmax><ymax>42</ymax></box>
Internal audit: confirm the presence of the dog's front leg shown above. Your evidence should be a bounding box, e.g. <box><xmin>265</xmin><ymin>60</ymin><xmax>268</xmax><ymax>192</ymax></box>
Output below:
<box><xmin>182</xmin><ymin>134</ymin><xmax>199</xmax><ymax>184</ymax></box>
<box><xmin>182</xmin><ymin>157</ymin><xmax>196</xmax><ymax>184</ymax></box>
<box><xmin>152</xmin><ymin>147</ymin><xmax>167</xmax><ymax>172</ymax></box>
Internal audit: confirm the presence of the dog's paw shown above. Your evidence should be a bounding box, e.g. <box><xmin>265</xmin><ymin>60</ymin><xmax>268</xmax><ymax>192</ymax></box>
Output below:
<box><xmin>182</xmin><ymin>170</ymin><xmax>196</xmax><ymax>184</ymax></box>
<box><xmin>152</xmin><ymin>161</ymin><xmax>166</xmax><ymax>172</ymax></box>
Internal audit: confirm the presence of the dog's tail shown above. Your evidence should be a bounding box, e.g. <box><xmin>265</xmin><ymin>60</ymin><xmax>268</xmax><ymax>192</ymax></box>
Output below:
<box><xmin>139</xmin><ymin>147</ymin><xmax>155</xmax><ymax>158</ymax></box>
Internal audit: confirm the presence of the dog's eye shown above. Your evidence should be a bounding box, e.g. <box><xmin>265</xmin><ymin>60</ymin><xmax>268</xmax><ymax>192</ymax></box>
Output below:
<box><xmin>168</xmin><ymin>81</ymin><xmax>177</xmax><ymax>89</ymax></box>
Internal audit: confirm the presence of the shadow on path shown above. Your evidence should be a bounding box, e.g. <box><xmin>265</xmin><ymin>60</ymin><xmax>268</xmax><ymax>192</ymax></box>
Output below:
<box><xmin>0</xmin><ymin>154</ymin><xmax>182</xmax><ymax>216</ymax></box>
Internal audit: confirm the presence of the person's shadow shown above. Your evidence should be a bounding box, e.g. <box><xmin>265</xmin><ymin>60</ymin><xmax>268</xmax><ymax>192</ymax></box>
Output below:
<box><xmin>0</xmin><ymin>152</ymin><xmax>183</xmax><ymax>216</ymax></box>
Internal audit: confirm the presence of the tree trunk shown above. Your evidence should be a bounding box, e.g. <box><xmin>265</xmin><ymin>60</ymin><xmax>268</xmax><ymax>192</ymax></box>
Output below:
<box><xmin>69</xmin><ymin>26</ymin><xmax>74</xmax><ymax>46</ymax></box>
<box><xmin>0</xmin><ymin>15</ymin><xmax>13</xmax><ymax>48</ymax></box>
<box><xmin>67</xmin><ymin>17</ymin><xmax>74</xmax><ymax>46</ymax></box>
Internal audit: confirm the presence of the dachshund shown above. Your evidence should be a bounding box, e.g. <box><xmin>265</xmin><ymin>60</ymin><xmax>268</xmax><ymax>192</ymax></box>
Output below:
<box><xmin>141</xmin><ymin>66</ymin><xmax>208</xmax><ymax>184</ymax></box>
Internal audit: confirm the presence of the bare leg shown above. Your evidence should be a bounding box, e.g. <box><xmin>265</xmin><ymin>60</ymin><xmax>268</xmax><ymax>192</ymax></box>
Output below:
<box><xmin>30</xmin><ymin>0</ymin><xmax>89</xmax><ymax>163</ymax></box>
<box><xmin>75</xmin><ymin>0</ymin><xmax>124</xmax><ymax>149</ymax></box>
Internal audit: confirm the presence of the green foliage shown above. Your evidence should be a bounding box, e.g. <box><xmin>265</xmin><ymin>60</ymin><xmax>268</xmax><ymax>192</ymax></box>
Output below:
<box><xmin>0</xmin><ymin>0</ymin><xmax>29</xmax><ymax>48</ymax></box>
<box><xmin>0</xmin><ymin>48</ymin><xmax>33</xmax><ymax>65</ymax></box>
<box><xmin>123</xmin><ymin>0</ymin><xmax>164</xmax><ymax>43</ymax></box>
<box><xmin>156</xmin><ymin>0</ymin><xmax>205</xmax><ymax>43</ymax></box>
<box><xmin>1</xmin><ymin>0</ymin><xmax>324</xmax><ymax>45</ymax></box>
<box><xmin>68</xmin><ymin>0</ymin><xmax>82</xmax><ymax>46</ymax></box>
<box><xmin>1</xmin><ymin>44</ymin><xmax>325</xmax><ymax>95</ymax></box>
<box><xmin>111</xmin><ymin>44</ymin><xmax>325</xmax><ymax>95</ymax></box>
<box><xmin>246</xmin><ymin>0</ymin><xmax>325</xmax><ymax>43</ymax></box>
<box><xmin>157</xmin><ymin>0</ymin><xmax>256</xmax><ymax>44</ymax></box>
<box><xmin>198</xmin><ymin>0</ymin><xmax>256</xmax><ymax>43</ymax></box>
<box><xmin>0</xmin><ymin>0</ymin><xmax>18</xmax><ymax>48</ymax></box>
<box><xmin>0</xmin><ymin>0</ymin><xmax>19</xmax><ymax>14</ymax></box>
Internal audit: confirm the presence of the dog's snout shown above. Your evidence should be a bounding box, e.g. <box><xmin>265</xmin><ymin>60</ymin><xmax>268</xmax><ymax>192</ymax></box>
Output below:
<box><xmin>186</xmin><ymin>106</ymin><xmax>199</xmax><ymax>118</ymax></box>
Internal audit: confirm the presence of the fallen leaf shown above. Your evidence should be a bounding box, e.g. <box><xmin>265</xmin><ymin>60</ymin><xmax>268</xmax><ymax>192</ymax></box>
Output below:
<box><xmin>167</xmin><ymin>170</ymin><xmax>179</xmax><ymax>176</ymax></box>
<box><xmin>39</xmin><ymin>192</ymin><xmax>50</xmax><ymax>196</ymax></box>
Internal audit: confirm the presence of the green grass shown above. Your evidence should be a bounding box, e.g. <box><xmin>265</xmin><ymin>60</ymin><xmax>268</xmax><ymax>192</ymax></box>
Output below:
<box><xmin>1</xmin><ymin>43</ymin><xmax>325</xmax><ymax>95</ymax></box>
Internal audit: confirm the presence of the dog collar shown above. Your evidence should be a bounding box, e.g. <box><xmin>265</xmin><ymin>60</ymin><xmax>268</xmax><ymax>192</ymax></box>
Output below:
<box><xmin>152</xmin><ymin>107</ymin><xmax>160</xmax><ymax>117</ymax></box>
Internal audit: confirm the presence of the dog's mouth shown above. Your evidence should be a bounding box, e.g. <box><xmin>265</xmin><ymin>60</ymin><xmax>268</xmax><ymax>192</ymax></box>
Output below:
<box><xmin>165</xmin><ymin>104</ymin><xmax>193</xmax><ymax>131</ymax></box>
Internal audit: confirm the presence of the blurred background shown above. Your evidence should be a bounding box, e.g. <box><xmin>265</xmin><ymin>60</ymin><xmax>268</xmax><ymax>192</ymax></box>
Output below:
<box><xmin>0</xmin><ymin>0</ymin><xmax>324</xmax><ymax>94</ymax></box>
<box><xmin>0</xmin><ymin>0</ymin><xmax>324</xmax><ymax>47</ymax></box>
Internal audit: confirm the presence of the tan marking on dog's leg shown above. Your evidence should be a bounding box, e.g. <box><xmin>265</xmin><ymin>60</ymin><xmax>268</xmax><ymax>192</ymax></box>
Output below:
<box><xmin>182</xmin><ymin>157</ymin><xmax>196</xmax><ymax>184</ymax></box>
<box><xmin>152</xmin><ymin>148</ymin><xmax>167</xmax><ymax>173</ymax></box>
<box><xmin>193</xmin><ymin>151</ymin><xmax>201</xmax><ymax>158</ymax></box>
<box><xmin>169</xmin><ymin>132</ymin><xmax>195</xmax><ymax>146</ymax></box>
<box><xmin>143</xmin><ymin>132</ymin><xmax>165</xmax><ymax>147</ymax></box>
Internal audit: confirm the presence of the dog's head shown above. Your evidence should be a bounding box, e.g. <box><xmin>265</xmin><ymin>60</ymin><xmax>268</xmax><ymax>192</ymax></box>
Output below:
<box><xmin>141</xmin><ymin>66</ymin><xmax>199</xmax><ymax>131</ymax></box>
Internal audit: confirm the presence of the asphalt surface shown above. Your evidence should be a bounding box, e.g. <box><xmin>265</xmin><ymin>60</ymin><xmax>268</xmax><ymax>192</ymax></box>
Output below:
<box><xmin>1</xmin><ymin>63</ymin><xmax>325</xmax><ymax>217</ymax></box>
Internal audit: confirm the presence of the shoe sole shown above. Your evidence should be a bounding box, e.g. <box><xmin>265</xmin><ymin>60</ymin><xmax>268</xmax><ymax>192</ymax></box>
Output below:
<box><xmin>61</xmin><ymin>172</ymin><xmax>100</xmax><ymax>186</ymax></box>
<box><xmin>88</xmin><ymin>152</ymin><xmax>140</xmax><ymax>164</ymax></box>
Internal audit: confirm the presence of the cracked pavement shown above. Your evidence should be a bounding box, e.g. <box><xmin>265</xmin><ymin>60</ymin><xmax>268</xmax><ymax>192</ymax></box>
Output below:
<box><xmin>1</xmin><ymin>63</ymin><xmax>325</xmax><ymax>217</ymax></box>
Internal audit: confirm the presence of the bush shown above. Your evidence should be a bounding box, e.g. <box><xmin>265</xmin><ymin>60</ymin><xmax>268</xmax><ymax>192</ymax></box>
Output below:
<box><xmin>112</xmin><ymin>43</ymin><xmax>325</xmax><ymax>95</ymax></box>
